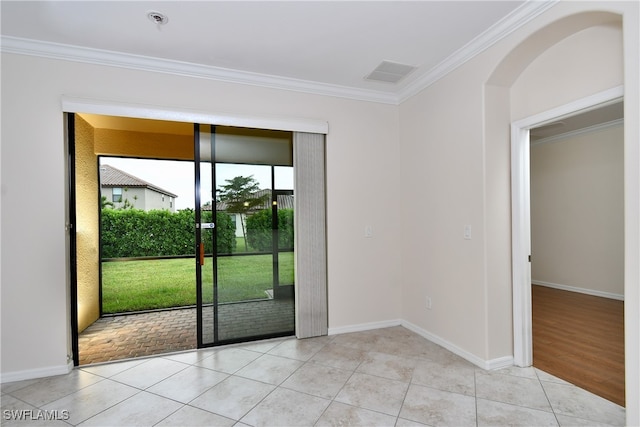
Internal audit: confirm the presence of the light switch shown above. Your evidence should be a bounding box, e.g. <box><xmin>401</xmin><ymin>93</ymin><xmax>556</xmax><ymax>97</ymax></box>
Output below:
<box><xmin>464</xmin><ymin>225</ymin><xmax>471</xmax><ymax>240</ymax></box>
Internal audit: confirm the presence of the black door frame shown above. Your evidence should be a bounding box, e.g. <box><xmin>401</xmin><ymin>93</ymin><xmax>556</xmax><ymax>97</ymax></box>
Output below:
<box><xmin>69</xmin><ymin>117</ymin><xmax>295</xmax><ymax>363</ymax></box>
<box><xmin>67</xmin><ymin>113</ymin><xmax>80</xmax><ymax>366</ymax></box>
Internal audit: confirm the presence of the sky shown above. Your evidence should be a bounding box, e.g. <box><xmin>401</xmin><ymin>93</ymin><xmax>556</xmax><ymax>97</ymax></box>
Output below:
<box><xmin>100</xmin><ymin>157</ymin><xmax>293</xmax><ymax>211</ymax></box>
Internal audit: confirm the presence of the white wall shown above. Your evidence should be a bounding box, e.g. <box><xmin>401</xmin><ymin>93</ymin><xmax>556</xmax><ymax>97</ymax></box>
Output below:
<box><xmin>531</xmin><ymin>124</ymin><xmax>624</xmax><ymax>298</ymax></box>
<box><xmin>400</xmin><ymin>61</ymin><xmax>492</xmax><ymax>360</ymax></box>
<box><xmin>510</xmin><ymin>24</ymin><xmax>623</xmax><ymax>122</ymax></box>
<box><xmin>143</xmin><ymin>188</ymin><xmax>175</xmax><ymax>212</ymax></box>
<box><xmin>400</xmin><ymin>2</ymin><xmax>639</xmax><ymax>421</ymax></box>
<box><xmin>0</xmin><ymin>54</ymin><xmax>402</xmax><ymax>378</ymax></box>
<box><xmin>1</xmin><ymin>2</ymin><xmax>639</xmax><ymax>423</ymax></box>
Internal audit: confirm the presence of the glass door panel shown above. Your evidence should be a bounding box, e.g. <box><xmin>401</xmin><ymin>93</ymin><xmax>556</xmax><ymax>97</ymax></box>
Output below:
<box><xmin>195</xmin><ymin>124</ymin><xmax>216</xmax><ymax>346</ymax></box>
<box><xmin>274</xmin><ymin>166</ymin><xmax>294</xmax><ymax>299</ymax></box>
<box><xmin>196</xmin><ymin>125</ymin><xmax>295</xmax><ymax>346</ymax></box>
<box><xmin>273</xmin><ymin>189</ymin><xmax>294</xmax><ymax>299</ymax></box>
<box><xmin>215</xmin><ymin>164</ymin><xmax>294</xmax><ymax>342</ymax></box>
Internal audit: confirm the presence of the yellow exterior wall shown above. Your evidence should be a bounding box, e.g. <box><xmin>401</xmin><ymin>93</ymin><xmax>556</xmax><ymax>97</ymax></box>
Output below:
<box><xmin>75</xmin><ymin>117</ymin><xmax>194</xmax><ymax>333</ymax></box>
<box><xmin>94</xmin><ymin>128</ymin><xmax>193</xmax><ymax>160</ymax></box>
<box><xmin>74</xmin><ymin>116</ymin><xmax>100</xmax><ymax>332</ymax></box>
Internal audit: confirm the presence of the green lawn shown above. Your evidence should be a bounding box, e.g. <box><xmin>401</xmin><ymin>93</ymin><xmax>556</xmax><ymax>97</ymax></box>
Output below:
<box><xmin>233</xmin><ymin>236</ymin><xmax>253</xmax><ymax>253</ymax></box>
<box><xmin>101</xmin><ymin>253</ymin><xmax>294</xmax><ymax>314</ymax></box>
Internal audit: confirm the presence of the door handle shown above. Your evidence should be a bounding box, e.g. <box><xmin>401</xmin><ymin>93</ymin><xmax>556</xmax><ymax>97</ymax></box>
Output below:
<box><xmin>200</xmin><ymin>243</ymin><xmax>205</xmax><ymax>265</ymax></box>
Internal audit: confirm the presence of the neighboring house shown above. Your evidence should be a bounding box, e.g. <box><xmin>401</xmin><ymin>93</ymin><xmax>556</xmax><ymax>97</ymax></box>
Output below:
<box><xmin>99</xmin><ymin>164</ymin><xmax>178</xmax><ymax>212</ymax></box>
<box><xmin>212</xmin><ymin>189</ymin><xmax>294</xmax><ymax>237</ymax></box>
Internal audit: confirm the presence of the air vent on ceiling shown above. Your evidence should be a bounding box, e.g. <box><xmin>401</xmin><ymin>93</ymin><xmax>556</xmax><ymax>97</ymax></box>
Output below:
<box><xmin>365</xmin><ymin>61</ymin><xmax>417</xmax><ymax>84</ymax></box>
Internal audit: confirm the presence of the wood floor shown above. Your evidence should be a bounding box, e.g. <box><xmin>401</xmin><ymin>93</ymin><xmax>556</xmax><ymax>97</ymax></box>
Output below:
<box><xmin>532</xmin><ymin>284</ymin><xmax>625</xmax><ymax>407</ymax></box>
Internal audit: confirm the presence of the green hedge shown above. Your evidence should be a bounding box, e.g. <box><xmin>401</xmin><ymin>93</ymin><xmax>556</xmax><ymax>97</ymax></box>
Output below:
<box><xmin>101</xmin><ymin>209</ymin><xmax>235</xmax><ymax>258</ymax></box>
<box><xmin>246</xmin><ymin>209</ymin><xmax>294</xmax><ymax>252</ymax></box>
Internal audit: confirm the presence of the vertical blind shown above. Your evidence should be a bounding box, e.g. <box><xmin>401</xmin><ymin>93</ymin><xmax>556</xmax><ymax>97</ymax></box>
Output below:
<box><xmin>293</xmin><ymin>132</ymin><xmax>328</xmax><ymax>338</ymax></box>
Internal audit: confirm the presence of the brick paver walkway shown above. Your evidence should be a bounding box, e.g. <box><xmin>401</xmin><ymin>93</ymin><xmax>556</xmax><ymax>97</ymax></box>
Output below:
<box><xmin>79</xmin><ymin>299</ymin><xmax>294</xmax><ymax>365</ymax></box>
<box><xmin>78</xmin><ymin>308</ymin><xmax>197</xmax><ymax>365</ymax></box>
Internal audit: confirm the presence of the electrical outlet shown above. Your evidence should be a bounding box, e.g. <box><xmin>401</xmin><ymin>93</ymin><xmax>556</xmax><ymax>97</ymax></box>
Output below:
<box><xmin>426</xmin><ymin>296</ymin><xmax>432</xmax><ymax>310</ymax></box>
<box><xmin>364</xmin><ymin>225</ymin><xmax>373</xmax><ymax>238</ymax></box>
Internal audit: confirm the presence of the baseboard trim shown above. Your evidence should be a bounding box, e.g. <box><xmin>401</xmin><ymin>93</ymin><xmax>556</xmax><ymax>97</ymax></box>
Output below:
<box><xmin>329</xmin><ymin>319</ymin><xmax>514</xmax><ymax>370</ymax></box>
<box><xmin>485</xmin><ymin>355</ymin><xmax>516</xmax><ymax>370</ymax></box>
<box><xmin>1</xmin><ymin>361</ymin><xmax>73</xmax><ymax>384</ymax></box>
<box><xmin>328</xmin><ymin>319</ymin><xmax>402</xmax><ymax>336</ymax></box>
<box><xmin>401</xmin><ymin>320</ymin><xmax>513</xmax><ymax>370</ymax></box>
<box><xmin>3</xmin><ymin>320</ymin><xmax>514</xmax><ymax>382</ymax></box>
<box><xmin>532</xmin><ymin>280</ymin><xmax>624</xmax><ymax>301</ymax></box>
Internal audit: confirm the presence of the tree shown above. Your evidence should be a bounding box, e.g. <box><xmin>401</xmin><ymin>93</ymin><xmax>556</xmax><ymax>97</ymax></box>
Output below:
<box><xmin>101</xmin><ymin>196</ymin><xmax>115</xmax><ymax>209</ymax></box>
<box><xmin>102</xmin><ymin>189</ymin><xmax>136</xmax><ymax>210</ymax></box>
<box><xmin>119</xmin><ymin>188</ymin><xmax>136</xmax><ymax>210</ymax></box>
<box><xmin>217</xmin><ymin>175</ymin><xmax>267</xmax><ymax>251</ymax></box>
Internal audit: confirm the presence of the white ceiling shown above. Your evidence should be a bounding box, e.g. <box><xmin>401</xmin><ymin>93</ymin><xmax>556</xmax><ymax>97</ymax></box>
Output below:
<box><xmin>0</xmin><ymin>1</ymin><xmax>558</xmax><ymax>104</ymax></box>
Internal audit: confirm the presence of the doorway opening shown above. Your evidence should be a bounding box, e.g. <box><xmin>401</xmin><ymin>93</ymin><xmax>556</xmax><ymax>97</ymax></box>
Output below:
<box><xmin>72</xmin><ymin>114</ymin><xmax>295</xmax><ymax>365</ymax></box>
<box><xmin>511</xmin><ymin>87</ymin><xmax>625</xmax><ymax>405</ymax></box>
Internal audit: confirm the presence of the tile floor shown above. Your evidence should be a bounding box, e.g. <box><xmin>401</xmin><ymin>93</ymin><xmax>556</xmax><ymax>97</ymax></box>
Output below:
<box><xmin>1</xmin><ymin>327</ymin><xmax>625</xmax><ymax>426</ymax></box>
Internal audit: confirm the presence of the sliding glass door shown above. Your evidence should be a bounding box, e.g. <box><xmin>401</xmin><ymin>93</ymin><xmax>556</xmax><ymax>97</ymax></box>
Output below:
<box><xmin>195</xmin><ymin>124</ymin><xmax>216</xmax><ymax>346</ymax></box>
<box><xmin>195</xmin><ymin>124</ymin><xmax>295</xmax><ymax>347</ymax></box>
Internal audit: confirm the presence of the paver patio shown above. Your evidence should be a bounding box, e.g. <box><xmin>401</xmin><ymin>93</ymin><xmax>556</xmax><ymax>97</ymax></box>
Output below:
<box><xmin>78</xmin><ymin>298</ymin><xmax>295</xmax><ymax>365</ymax></box>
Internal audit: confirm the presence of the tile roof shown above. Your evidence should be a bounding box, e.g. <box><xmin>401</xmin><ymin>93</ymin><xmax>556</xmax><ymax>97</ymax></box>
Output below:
<box><xmin>99</xmin><ymin>164</ymin><xmax>178</xmax><ymax>198</ymax></box>
<box><xmin>213</xmin><ymin>189</ymin><xmax>294</xmax><ymax>211</ymax></box>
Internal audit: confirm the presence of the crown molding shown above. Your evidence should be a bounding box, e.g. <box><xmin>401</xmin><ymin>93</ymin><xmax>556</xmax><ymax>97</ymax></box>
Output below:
<box><xmin>1</xmin><ymin>1</ymin><xmax>557</xmax><ymax>106</ymax></box>
<box><xmin>397</xmin><ymin>0</ymin><xmax>558</xmax><ymax>102</ymax></box>
<box><xmin>0</xmin><ymin>35</ymin><xmax>398</xmax><ymax>105</ymax></box>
